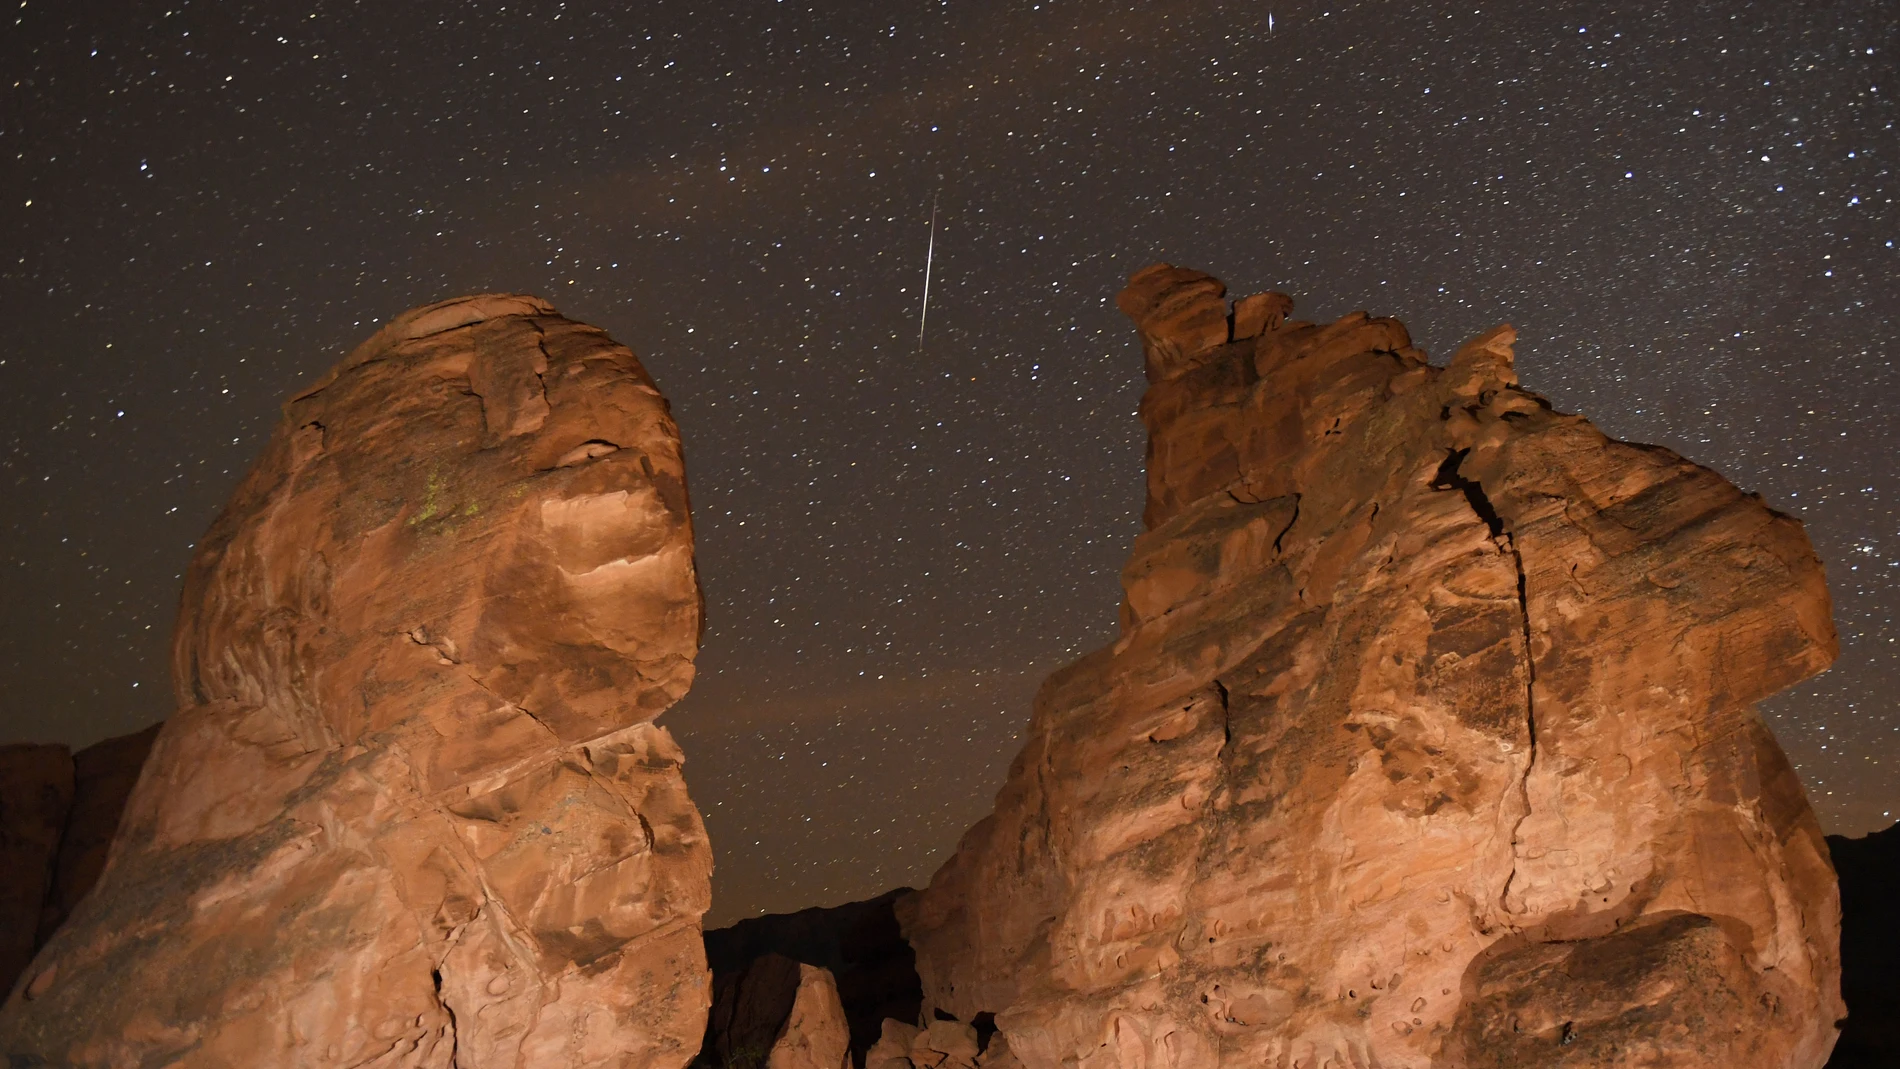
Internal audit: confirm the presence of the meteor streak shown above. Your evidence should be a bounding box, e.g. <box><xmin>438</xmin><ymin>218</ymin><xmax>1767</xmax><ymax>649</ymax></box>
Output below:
<box><xmin>918</xmin><ymin>191</ymin><xmax>938</xmax><ymax>352</ymax></box>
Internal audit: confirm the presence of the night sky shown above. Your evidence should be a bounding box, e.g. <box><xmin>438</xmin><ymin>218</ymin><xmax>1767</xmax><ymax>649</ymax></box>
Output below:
<box><xmin>3</xmin><ymin>0</ymin><xmax>1894</xmax><ymax>925</ymax></box>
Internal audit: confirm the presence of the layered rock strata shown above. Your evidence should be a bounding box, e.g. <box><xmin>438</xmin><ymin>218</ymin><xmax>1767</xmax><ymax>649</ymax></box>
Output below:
<box><xmin>0</xmin><ymin>295</ymin><xmax>711</xmax><ymax>1068</ymax></box>
<box><xmin>900</xmin><ymin>265</ymin><xmax>1844</xmax><ymax>1068</ymax></box>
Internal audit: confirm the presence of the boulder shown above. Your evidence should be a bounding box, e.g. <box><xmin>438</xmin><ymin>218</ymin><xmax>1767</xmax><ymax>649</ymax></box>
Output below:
<box><xmin>702</xmin><ymin>889</ymin><xmax>923</xmax><ymax>1067</ymax></box>
<box><xmin>973</xmin><ymin>1033</ymin><xmax>1022</xmax><ymax>1069</ymax></box>
<box><xmin>0</xmin><ymin>295</ymin><xmax>712</xmax><ymax>1068</ymax></box>
<box><xmin>910</xmin><ymin>1019</ymin><xmax>980</xmax><ymax>1069</ymax></box>
<box><xmin>766</xmin><ymin>964</ymin><xmax>852</xmax><ymax>1069</ymax></box>
<box><xmin>865</xmin><ymin>1019</ymin><xmax>923</xmax><ymax>1069</ymax></box>
<box><xmin>700</xmin><ymin>953</ymin><xmax>852</xmax><ymax>1069</ymax></box>
<box><xmin>707</xmin><ymin>953</ymin><xmax>807</xmax><ymax>1069</ymax></box>
<box><xmin>900</xmin><ymin>265</ymin><xmax>1844</xmax><ymax>1068</ymax></box>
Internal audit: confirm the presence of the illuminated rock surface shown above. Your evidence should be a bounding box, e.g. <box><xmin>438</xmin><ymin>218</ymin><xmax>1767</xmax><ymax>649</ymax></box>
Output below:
<box><xmin>900</xmin><ymin>265</ymin><xmax>1845</xmax><ymax>1069</ymax></box>
<box><xmin>0</xmin><ymin>295</ymin><xmax>711</xmax><ymax>1068</ymax></box>
<box><xmin>766</xmin><ymin>963</ymin><xmax>852</xmax><ymax>1069</ymax></box>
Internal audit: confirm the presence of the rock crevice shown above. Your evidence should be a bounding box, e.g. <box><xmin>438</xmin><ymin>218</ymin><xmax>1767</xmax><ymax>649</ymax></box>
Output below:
<box><xmin>1430</xmin><ymin>445</ymin><xmax>1542</xmax><ymax>919</ymax></box>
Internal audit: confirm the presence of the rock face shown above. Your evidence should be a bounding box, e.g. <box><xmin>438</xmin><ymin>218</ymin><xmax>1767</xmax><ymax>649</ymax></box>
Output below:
<box><xmin>37</xmin><ymin>723</ymin><xmax>162</xmax><ymax>946</ymax></box>
<box><xmin>899</xmin><ymin>265</ymin><xmax>1843</xmax><ymax>1068</ymax></box>
<box><xmin>0</xmin><ymin>295</ymin><xmax>712</xmax><ymax>1068</ymax></box>
<box><xmin>702</xmin><ymin>889</ymin><xmax>924</xmax><ymax>1067</ymax></box>
<box><xmin>1826</xmin><ymin>822</ymin><xmax>1900</xmax><ymax>1067</ymax></box>
<box><xmin>766</xmin><ymin>964</ymin><xmax>852</xmax><ymax>1069</ymax></box>
<box><xmin>0</xmin><ymin>724</ymin><xmax>161</xmax><ymax>996</ymax></box>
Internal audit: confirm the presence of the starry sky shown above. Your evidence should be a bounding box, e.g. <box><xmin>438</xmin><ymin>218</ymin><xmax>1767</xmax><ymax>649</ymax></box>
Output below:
<box><xmin>2</xmin><ymin>0</ymin><xmax>1893</xmax><ymax>925</ymax></box>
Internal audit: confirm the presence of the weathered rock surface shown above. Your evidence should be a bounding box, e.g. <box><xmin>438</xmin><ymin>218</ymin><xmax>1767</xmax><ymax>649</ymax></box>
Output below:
<box><xmin>866</xmin><ymin>1018</ymin><xmax>925</xmax><ymax>1069</ymax></box>
<box><xmin>702</xmin><ymin>889</ymin><xmax>924</xmax><ymax>1067</ymax></box>
<box><xmin>860</xmin><ymin>1014</ymin><xmax>1023</xmax><ymax>1069</ymax></box>
<box><xmin>0</xmin><ymin>745</ymin><xmax>72</xmax><ymax>994</ymax></box>
<box><xmin>1825</xmin><ymin>821</ymin><xmax>1900</xmax><ymax>1067</ymax></box>
<box><xmin>37</xmin><ymin>723</ymin><xmax>161</xmax><ymax>946</ymax></box>
<box><xmin>900</xmin><ymin>265</ymin><xmax>1844</xmax><ymax>1068</ymax></box>
<box><xmin>0</xmin><ymin>295</ymin><xmax>712</xmax><ymax>1068</ymax></box>
<box><xmin>910</xmin><ymin>1018</ymin><xmax>982</xmax><ymax>1069</ymax></box>
<box><xmin>766</xmin><ymin>963</ymin><xmax>852</xmax><ymax>1069</ymax></box>
<box><xmin>0</xmin><ymin>724</ymin><xmax>159</xmax><ymax>996</ymax></box>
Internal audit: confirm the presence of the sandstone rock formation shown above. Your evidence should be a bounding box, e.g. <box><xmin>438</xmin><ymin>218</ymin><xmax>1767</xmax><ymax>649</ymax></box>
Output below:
<box><xmin>865</xmin><ymin>1018</ymin><xmax>925</xmax><ymax>1069</ymax></box>
<box><xmin>702</xmin><ymin>889</ymin><xmax>923</xmax><ymax>1067</ymax></box>
<box><xmin>861</xmin><ymin>1014</ymin><xmax>1024</xmax><ymax>1069</ymax></box>
<box><xmin>976</xmin><ymin>1033</ymin><xmax>1024</xmax><ymax>1069</ymax></box>
<box><xmin>709</xmin><ymin>952</ymin><xmax>801</xmax><ymax>1069</ymax></box>
<box><xmin>908</xmin><ymin>1018</ymin><xmax>982</xmax><ymax>1069</ymax></box>
<box><xmin>0</xmin><ymin>724</ymin><xmax>161</xmax><ymax>995</ymax></box>
<box><xmin>900</xmin><ymin>265</ymin><xmax>1844</xmax><ymax>1068</ymax></box>
<box><xmin>702</xmin><ymin>953</ymin><xmax>850</xmax><ymax>1069</ymax></box>
<box><xmin>1826</xmin><ymin>821</ymin><xmax>1900</xmax><ymax>1067</ymax></box>
<box><xmin>36</xmin><ymin>723</ymin><xmax>161</xmax><ymax>945</ymax></box>
<box><xmin>767</xmin><ymin>964</ymin><xmax>852</xmax><ymax>1069</ymax></box>
<box><xmin>0</xmin><ymin>295</ymin><xmax>711</xmax><ymax>1068</ymax></box>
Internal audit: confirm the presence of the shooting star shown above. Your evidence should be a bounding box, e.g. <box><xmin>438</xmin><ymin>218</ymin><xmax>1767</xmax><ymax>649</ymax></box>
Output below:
<box><xmin>917</xmin><ymin>191</ymin><xmax>938</xmax><ymax>352</ymax></box>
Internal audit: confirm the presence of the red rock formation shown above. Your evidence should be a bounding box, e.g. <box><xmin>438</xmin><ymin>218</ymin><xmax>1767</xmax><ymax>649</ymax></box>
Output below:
<box><xmin>36</xmin><ymin>723</ymin><xmax>161</xmax><ymax>945</ymax></box>
<box><xmin>861</xmin><ymin>1015</ymin><xmax>1024</xmax><ymax>1069</ymax></box>
<box><xmin>973</xmin><ymin>1033</ymin><xmax>1023</xmax><ymax>1069</ymax></box>
<box><xmin>0</xmin><ymin>745</ymin><xmax>72</xmax><ymax>994</ymax></box>
<box><xmin>707</xmin><ymin>953</ymin><xmax>808</xmax><ymax>1069</ymax></box>
<box><xmin>0</xmin><ymin>725</ymin><xmax>162</xmax><ymax>997</ymax></box>
<box><xmin>0</xmin><ymin>295</ymin><xmax>711</xmax><ymax>1068</ymax></box>
<box><xmin>701</xmin><ymin>889</ymin><xmax>923</xmax><ymax>1066</ymax></box>
<box><xmin>866</xmin><ymin>1019</ymin><xmax>925</xmax><ymax>1069</ymax></box>
<box><xmin>766</xmin><ymin>964</ymin><xmax>852</xmax><ymax>1069</ymax></box>
<box><xmin>701</xmin><ymin>954</ymin><xmax>850</xmax><ymax>1069</ymax></box>
<box><xmin>908</xmin><ymin>1019</ymin><xmax>981</xmax><ymax>1069</ymax></box>
<box><xmin>900</xmin><ymin>265</ymin><xmax>1843</xmax><ymax>1068</ymax></box>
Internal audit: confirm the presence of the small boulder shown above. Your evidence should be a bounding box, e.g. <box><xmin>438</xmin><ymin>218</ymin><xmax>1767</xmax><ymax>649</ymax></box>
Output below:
<box><xmin>765</xmin><ymin>964</ymin><xmax>851</xmax><ymax>1069</ymax></box>
<box><xmin>911</xmin><ymin>1019</ymin><xmax>980</xmax><ymax>1069</ymax></box>
<box><xmin>864</xmin><ymin>1019</ymin><xmax>921</xmax><ymax>1069</ymax></box>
